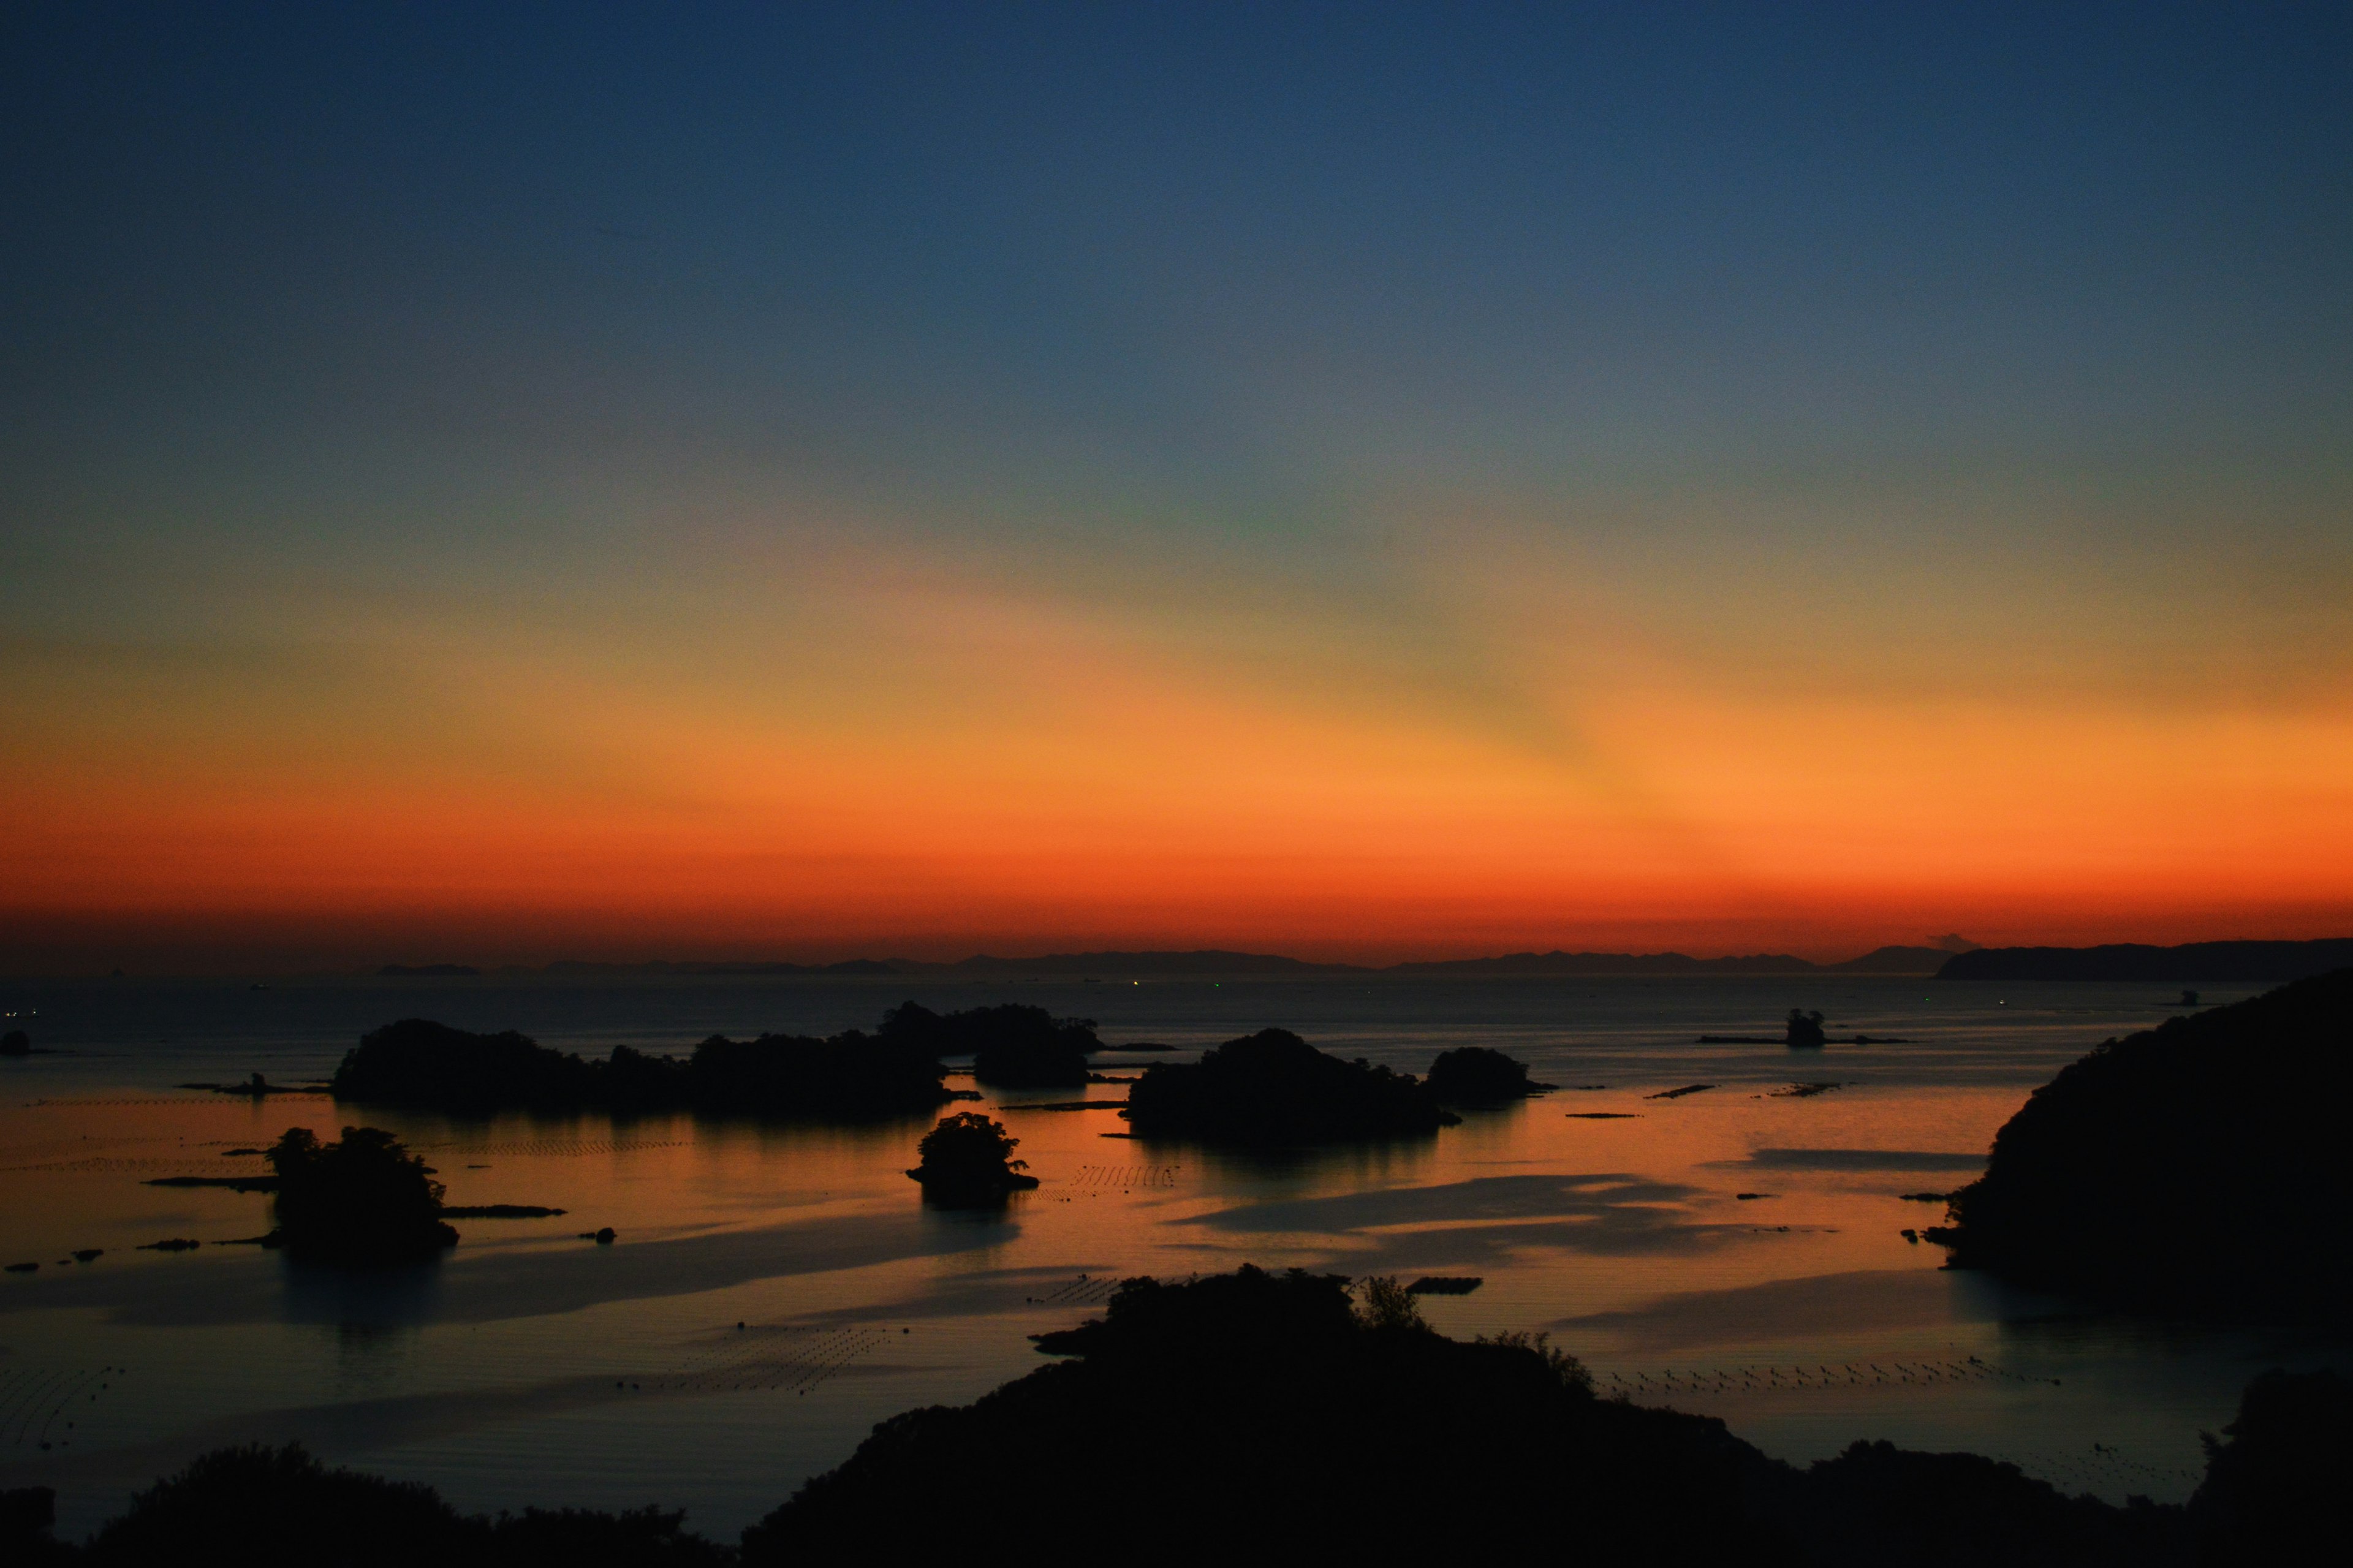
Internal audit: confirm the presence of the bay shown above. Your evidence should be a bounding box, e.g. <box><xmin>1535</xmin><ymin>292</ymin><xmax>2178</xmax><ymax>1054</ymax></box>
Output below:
<box><xmin>0</xmin><ymin>972</ymin><xmax>2330</xmax><ymax>1537</ymax></box>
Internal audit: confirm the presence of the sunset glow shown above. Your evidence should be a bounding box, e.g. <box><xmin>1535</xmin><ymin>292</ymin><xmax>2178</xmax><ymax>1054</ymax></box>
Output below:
<box><xmin>5</xmin><ymin>6</ymin><xmax>2348</xmax><ymax>972</ymax></box>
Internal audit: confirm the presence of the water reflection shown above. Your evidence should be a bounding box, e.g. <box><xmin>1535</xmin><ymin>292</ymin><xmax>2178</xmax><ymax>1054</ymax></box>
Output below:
<box><xmin>0</xmin><ymin>972</ymin><xmax>2328</xmax><ymax>1537</ymax></box>
<box><xmin>281</xmin><ymin>1255</ymin><xmax>447</xmax><ymax>1330</ymax></box>
<box><xmin>332</xmin><ymin>1318</ymin><xmax>419</xmax><ymax>1399</ymax></box>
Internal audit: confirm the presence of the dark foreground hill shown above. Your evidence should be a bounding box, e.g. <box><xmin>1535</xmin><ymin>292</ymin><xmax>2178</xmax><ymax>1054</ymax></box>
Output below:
<box><xmin>1936</xmin><ymin>938</ymin><xmax>2353</xmax><ymax>982</ymax></box>
<box><xmin>748</xmin><ymin>1267</ymin><xmax>2209</xmax><ymax>1564</ymax></box>
<box><xmin>14</xmin><ymin>1268</ymin><xmax>2344</xmax><ymax>1566</ymax></box>
<box><xmin>1934</xmin><ymin>969</ymin><xmax>2353</xmax><ymax>1317</ymax></box>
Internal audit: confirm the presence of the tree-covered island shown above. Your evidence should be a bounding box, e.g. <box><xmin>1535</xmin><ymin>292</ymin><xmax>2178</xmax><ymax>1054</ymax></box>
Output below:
<box><xmin>264</xmin><ymin>1126</ymin><xmax>458</xmax><ymax>1263</ymax></box>
<box><xmin>877</xmin><ymin>1001</ymin><xmax>1097</xmax><ymax>1088</ymax></box>
<box><xmin>1931</xmin><ymin>967</ymin><xmax>2353</xmax><ymax>1319</ymax></box>
<box><xmin>904</xmin><ymin>1112</ymin><xmax>1039</xmax><ymax>1206</ymax></box>
<box><xmin>1422</xmin><ymin>1045</ymin><xmax>1555</xmax><ymax>1103</ymax></box>
<box><xmin>1120</xmin><ymin>1028</ymin><xmax>1456</xmax><ymax>1143</ymax></box>
<box><xmin>327</xmin><ymin>1001</ymin><xmax>1106</xmax><ymax>1120</ymax></box>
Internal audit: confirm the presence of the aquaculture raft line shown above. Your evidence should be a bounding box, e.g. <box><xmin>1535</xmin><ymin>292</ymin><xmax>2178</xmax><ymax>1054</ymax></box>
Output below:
<box><xmin>1029</xmin><ymin>1273</ymin><xmax>1125</xmax><ymax>1306</ymax></box>
<box><xmin>28</xmin><ymin>1096</ymin><xmax>327</xmax><ymax>1108</ymax></box>
<box><xmin>1603</xmin><ymin>1355</ymin><xmax>2052</xmax><ymax>1399</ymax></box>
<box><xmin>646</xmin><ymin>1326</ymin><xmax>890</xmax><ymax>1396</ymax></box>
<box><xmin>411</xmin><ymin>1137</ymin><xmax>689</xmax><ymax>1158</ymax></box>
<box><xmin>0</xmin><ymin>1365</ymin><xmax>119</xmax><ymax>1452</ymax></box>
<box><xmin>1068</xmin><ymin>1164</ymin><xmax>1180</xmax><ymax>1189</ymax></box>
<box><xmin>0</xmin><ymin>1154</ymin><xmax>263</xmax><ymax>1175</ymax></box>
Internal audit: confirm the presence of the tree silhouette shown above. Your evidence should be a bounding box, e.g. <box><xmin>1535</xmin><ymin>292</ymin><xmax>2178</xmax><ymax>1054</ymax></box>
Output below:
<box><xmin>267</xmin><ymin>1126</ymin><xmax>457</xmax><ymax>1263</ymax></box>
<box><xmin>906</xmin><ymin>1113</ymin><xmax>1039</xmax><ymax>1205</ymax></box>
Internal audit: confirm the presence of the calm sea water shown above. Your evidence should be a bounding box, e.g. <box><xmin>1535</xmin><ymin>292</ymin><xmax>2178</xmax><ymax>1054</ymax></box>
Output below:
<box><xmin>1</xmin><ymin>972</ymin><xmax>2337</xmax><ymax>1537</ymax></box>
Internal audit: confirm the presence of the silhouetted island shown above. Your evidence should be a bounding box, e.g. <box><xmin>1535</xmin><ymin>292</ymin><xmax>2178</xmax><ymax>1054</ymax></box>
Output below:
<box><xmin>7</xmin><ymin>1272</ymin><xmax>2347</xmax><ymax>1563</ymax></box>
<box><xmin>878</xmin><ymin>1001</ymin><xmax>1097</xmax><ymax>1087</ymax></box>
<box><xmin>904</xmin><ymin>1112</ymin><xmax>1040</xmax><ymax>1206</ymax></box>
<box><xmin>265</xmin><ymin>1126</ymin><xmax>458</xmax><ymax>1264</ymax></box>
<box><xmin>329</xmin><ymin>1007</ymin><xmax>1040</xmax><ymax>1119</ymax></box>
<box><xmin>1121</xmin><ymin>1028</ymin><xmax>1457</xmax><ymax>1143</ymax></box>
<box><xmin>0</xmin><ymin>1028</ymin><xmax>29</xmax><ymax>1057</ymax></box>
<box><xmin>176</xmin><ymin>1072</ymin><xmax>308</xmax><ymax>1097</ymax></box>
<box><xmin>1423</xmin><ymin>1045</ymin><xmax>1555</xmax><ymax>1103</ymax></box>
<box><xmin>1699</xmin><ymin>1012</ymin><xmax>1906</xmax><ymax>1047</ymax></box>
<box><xmin>1931</xmin><ymin>968</ymin><xmax>2353</xmax><ymax>1319</ymax></box>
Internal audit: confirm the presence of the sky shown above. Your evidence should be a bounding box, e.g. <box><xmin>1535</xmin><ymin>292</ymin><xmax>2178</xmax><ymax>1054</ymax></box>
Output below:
<box><xmin>4</xmin><ymin>2</ymin><xmax>2351</xmax><ymax>972</ymax></box>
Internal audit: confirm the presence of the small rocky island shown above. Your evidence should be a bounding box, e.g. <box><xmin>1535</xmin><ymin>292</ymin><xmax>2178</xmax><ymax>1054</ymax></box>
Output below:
<box><xmin>325</xmin><ymin>1002</ymin><xmax>1101</xmax><ymax>1119</ymax></box>
<box><xmin>904</xmin><ymin>1112</ymin><xmax>1039</xmax><ymax>1206</ymax></box>
<box><xmin>1121</xmin><ymin>1029</ymin><xmax>1456</xmax><ymax>1144</ymax></box>
<box><xmin>265</xmin><ymin>1126</ymin><xmax>459</xmax><ymax>1263</ymax></box>
<box><xmin>1931</xmin><ymin>968</ymin><xmax>2353</xmax><ymax>1318</ymax></box>
<box><xmin>1</xmin><ymin>1028</ymin><xmax>29</xmax><ymax>1057</ymax></box>
<box><xmin>1423</xmin><ymin>1045</ymin><xmax>1555</xmax><ymax>1103</ymax></box>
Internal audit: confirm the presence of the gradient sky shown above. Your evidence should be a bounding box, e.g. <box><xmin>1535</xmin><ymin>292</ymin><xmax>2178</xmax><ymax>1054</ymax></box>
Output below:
<box><xmin>5</xmin><ymin>2</ymin><xmax>2351</xmax><ymax>971</ymax></box>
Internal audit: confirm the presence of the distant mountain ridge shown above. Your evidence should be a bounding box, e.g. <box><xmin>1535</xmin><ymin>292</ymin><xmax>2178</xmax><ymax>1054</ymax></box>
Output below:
<box><xmin>506</xmin><ymin>944</ymin><xmax>1958</xmax><ymax>979</ymax></box>
<box><xmin>1389</xmin><ymin>944</ymin><xmax>1957</xmax><ymax>977</ymax></box>
<box><xmin>1933</xmin><ymin>938</ymin><xmax>2353</xmax><ymax>982</ymax></box>
<box><xmin>411</xmin><ymin>938</ymin><xmax>2348</xmax><ymax>982</ymax></box>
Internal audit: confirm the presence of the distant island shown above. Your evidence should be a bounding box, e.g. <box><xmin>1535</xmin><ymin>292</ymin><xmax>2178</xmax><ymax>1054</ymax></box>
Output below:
<box><xmin>1930</xmin><ymin>968</ymin><xmax>2353</xmax><ymax>1319</ymax></box>
<box><xmin>10</xmin><ymin>1267</ymin><xmax>2348</xmax><ymax>1562</ymax></box>
<box><xmin>1932</xmin><ymin>938</ymin><xmax>2353</xmax><ymax>982</ymax></box>
<box><xmin>1423</xmin><ymin>1045</ymin><xmax>1554</xmax><ymax>1103</ymax></box>
<box><xmin>1121</xmin><ymin>1028</ymin><xmax>1456</xmax><ymax>1143</ymax></box>
<box><xmin>328</xmin><ymin>1002</ymin><xmax>1113</xmax><ymax>1119</ymax></box>
<box><xmin>0</xmin><ymin>1029</ymin><xmax>28</xmax><ymax>1058</ymax></box>
<box><xmin>1387</xmin><ymin>943</ymin><xmax>1967</xmax><ymax>977</ymax></box>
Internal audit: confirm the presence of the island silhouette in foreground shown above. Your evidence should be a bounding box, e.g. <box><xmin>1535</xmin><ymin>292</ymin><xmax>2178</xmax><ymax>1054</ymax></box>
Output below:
<box><xmin>1932</xmin><ymin>967</ymin><xmax>2353</xmax><ymax>1319</ymax></box>
<box><xmin>1121</xmin><ymin>1028</ymin><xmax>1457</xmax><ymax>1143</ymax></box>
<box><xmin>13</xmin><ymin>1266</ymin><xmax>2340</xmax><ymax>1564</ymax></box>
<box><xmin>326</xmin><ymin>1001</ymin><xmax>1102</xmax><ymax>1120</ymax></box>
<box><xmin>904</xmin><ymin>1112</ymin><xmax>1039</xmax><ymax>1206</ymax></box>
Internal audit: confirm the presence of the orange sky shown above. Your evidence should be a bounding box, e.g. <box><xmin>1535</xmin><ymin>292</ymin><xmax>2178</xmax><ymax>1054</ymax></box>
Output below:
<box><xmin>7</xmin><ymin>521</ymin><xmax>2348</xmax><ymax>972</ymax></box>
<box><xmin>7</xmin><ymin>9</ymin><xmax>2351</xmax><ymax>974</ymax></box>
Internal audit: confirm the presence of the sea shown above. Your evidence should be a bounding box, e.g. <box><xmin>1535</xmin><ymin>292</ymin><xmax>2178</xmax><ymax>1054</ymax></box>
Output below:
<box><xmin>2</xmin><ymin>970</ymin><xmax>2340</xmax><ymax>1539</ymax></box>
